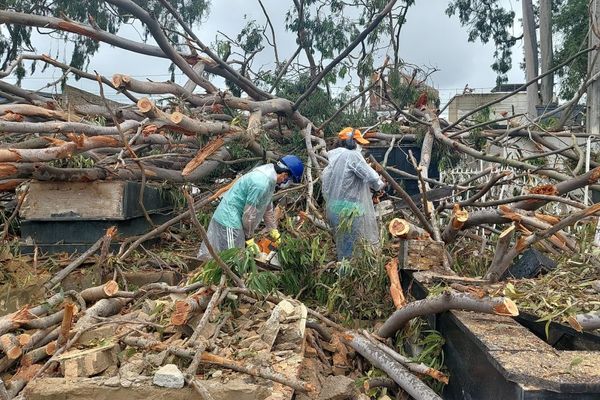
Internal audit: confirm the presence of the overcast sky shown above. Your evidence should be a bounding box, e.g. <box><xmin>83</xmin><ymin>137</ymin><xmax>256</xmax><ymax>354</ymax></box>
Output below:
<box><xmin>7</xmin><ymin>0</ymin><xmax>524</xmax><ymax>108</ymax></box>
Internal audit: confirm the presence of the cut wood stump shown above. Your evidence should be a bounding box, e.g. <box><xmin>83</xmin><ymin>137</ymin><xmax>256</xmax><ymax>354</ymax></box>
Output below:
<box><xmin>389</xmin><ymin>218</ymin><xmax>429</xmax><ymax>239</ymax></box>
<box><xmin>0</xmin><ymin>334</ymin><xmax>21</xmax><ymax>360</ymax></box>
<box><xmin>568</xmin><ymin>310</ymin><xmax>600</xmax><ymax>332</ymax></box>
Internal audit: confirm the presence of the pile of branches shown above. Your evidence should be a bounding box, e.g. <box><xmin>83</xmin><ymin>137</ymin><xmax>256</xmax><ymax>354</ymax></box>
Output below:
<box><xmin>0</xmin><ymin>0</ymin><xmax>600</xmax><ymax>398</ymax></box>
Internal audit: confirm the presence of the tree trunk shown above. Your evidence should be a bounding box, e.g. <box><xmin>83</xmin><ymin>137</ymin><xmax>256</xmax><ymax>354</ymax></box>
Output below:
<box><xmin>345</xmin><ymin>333</ymin><xmax>441</xmax><ymax>400</ymax></box>
<box><xmin>485</xmin><ymin>224</ymin><xmax>516</xmax><ymax>282</ymax></box>
<box><xmin>377</xmin><ymin>292</ymin><xmax>518</xmax><ymax>338</ymax></box>
<box><xmin>79</xmin><ymin>281</ymin><xmax>120</xmax><ymax>303</ymax></box>
<box><xmin>539</xmin><ymin>0</ymin><xmax>554</xmax><ymax>105</ymax></box>
<box><xmin>522</xmin><ymin>0</ymin><xmax>540</xmax><ymax>118</ymax></box>
<box><xmin>588</xmin><ymin>0</ymin><xmax>600</xmax><ymax>135</ymax></box>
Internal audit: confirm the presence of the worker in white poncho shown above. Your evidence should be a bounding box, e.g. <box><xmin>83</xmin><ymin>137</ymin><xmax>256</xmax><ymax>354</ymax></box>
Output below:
<box><xmin>322</xmin><ymin>127</ymin><xmax>385</xmax><ymax>260</ymax></box>
<box><xmin>197</xmin><ymin>155</ymin><xmax>304</xmax><ymax>260</ymax></box>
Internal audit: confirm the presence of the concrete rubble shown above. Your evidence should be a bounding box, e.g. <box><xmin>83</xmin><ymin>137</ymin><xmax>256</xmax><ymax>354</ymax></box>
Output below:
<box><xmin>0</xmin><ymin>276</ymin><xmax>360</xmax><ymax>400</ymax></box>
<box><xmin>153</xmin><ymin>364</ymin><xmax>184</xmax><ymax>389</ymax></box>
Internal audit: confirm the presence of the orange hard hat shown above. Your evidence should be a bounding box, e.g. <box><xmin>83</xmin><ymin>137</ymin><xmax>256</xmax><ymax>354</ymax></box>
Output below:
<box><xmin>338</xmin><ymin>127</ymin><xmax>369</xmax><ymax>145</ymax></box>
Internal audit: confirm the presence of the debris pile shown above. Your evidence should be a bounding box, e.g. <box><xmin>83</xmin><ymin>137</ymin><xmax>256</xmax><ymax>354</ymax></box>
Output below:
<box><xmin>0</xmin><ymin>1</ymin><xmax>599</xmax><ymax>399</ymax></box>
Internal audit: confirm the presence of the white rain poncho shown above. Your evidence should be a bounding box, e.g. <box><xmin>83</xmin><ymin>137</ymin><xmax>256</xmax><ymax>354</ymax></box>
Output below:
<box><xmin>322</xmin><ymin>147</ymin><xmax>384</xmax><ymax>260</ymax></box>
<box><xmin>197</xmin><ymin>164</ymin><xmax>277</xmax><ymax>260</ymax></box>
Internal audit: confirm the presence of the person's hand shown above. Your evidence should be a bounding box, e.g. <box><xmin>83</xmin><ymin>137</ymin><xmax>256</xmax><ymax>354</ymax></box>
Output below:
<box><xmin>269</xmin><ymin>228</ymin><xmax>281</xmax><ymax>246</ymax></box>
<box><xmin>245</xmin><ymin>238</ymin><xmax>260</xmax><ymax>254</ymax></box>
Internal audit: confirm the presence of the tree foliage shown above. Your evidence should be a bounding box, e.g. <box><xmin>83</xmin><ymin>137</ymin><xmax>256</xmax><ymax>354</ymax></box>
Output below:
<box><xmin>553</xmin><ymin>0</ymin><xmax>588</xmax><ymax>100</ymax></box>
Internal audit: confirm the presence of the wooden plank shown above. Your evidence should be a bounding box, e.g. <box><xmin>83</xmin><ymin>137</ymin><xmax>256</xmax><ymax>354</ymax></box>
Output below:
<box><xmin>20</xmin><ymin>181</ymin><xmax>125</xmax><ymax>220</ymax></box>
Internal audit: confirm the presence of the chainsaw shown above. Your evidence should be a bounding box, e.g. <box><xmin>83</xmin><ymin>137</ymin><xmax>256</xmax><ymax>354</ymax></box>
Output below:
<box><xmin>254</xmin><ymin>236</ymin><xmax>281</xmax><ymax>269</ymax></box>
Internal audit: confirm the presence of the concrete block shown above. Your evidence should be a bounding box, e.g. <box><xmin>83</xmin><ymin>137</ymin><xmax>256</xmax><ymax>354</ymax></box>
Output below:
<box><xmin>153</xmin><ymin>364</ymin><xmax>184</xmax><ymax>389</ymax></box>
<box><xmin>58</xmin><ymin>343</ymin><xmax>118</xmax><ymax>378</ymax></box>
<box><xmin>317</xmin><ymin>375</ymin><xmax>357</xmax><ymax>400</ymax></box>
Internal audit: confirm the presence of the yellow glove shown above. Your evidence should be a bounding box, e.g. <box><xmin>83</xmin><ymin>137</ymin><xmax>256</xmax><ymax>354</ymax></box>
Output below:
<box><xmin>245</xmin><ymin>238</ymin><xmax>260</xmax><ymax>254</ymax></box>
<box><xmin>269</xmin><ymin>229</ymin><xmax>281</xmax><ymax>246</ymax></box>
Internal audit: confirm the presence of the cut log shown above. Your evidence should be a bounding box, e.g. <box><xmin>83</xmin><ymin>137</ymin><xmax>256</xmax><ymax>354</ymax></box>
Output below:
<box><xmin>57</xmin><ymin>303</ymin><xmax>77</xmax><ymax>347</ymax></box>
<box><xmin>22</xmin><ymin>341</ymin><xmax>57</xmax><ymax>366</ymax></box>
<box><xmin>377</xmin><ymin>291</ymin><xmax>519</xmax><ymax>338</ymax></box>
<box><xmin>363</xmin><ymin>377</ymin><xmax>396</xmax><ymax>391</ymax></box>
<box><xmin>74</xmin><ymin>298</ymin><xmax>130</xmax><ymax>333</ymax></box>
<box><xmin>384</xmin><ymin>259</ymin><xmax>406</xmax><ymax>309</ymax></box>
<box><xmin>568</xmin><ymin>311</ymin><xmax>600</xmax><ymax>332</ymax></box>
<box><xmin>0</xmin><ymin>104</ymin><xmax>83</xmax><ymax>122</ymax></box>
<box><xmin>24</xmin><ymin>326</ymin><xmax>60</xmax><ymax>353</ymax></box>
<box><xmin>182</xmin><ymin>137</ymin><xmax>225</xmax><ymax>177</ymax></box>
<box><xmin>369</xmin><ymin>155</ymin><xmax>435</xmax><ymax>236</ymax></box>
<box><xmin>0</xmin><ymin>334</ymin><xmax>21</xmax><ymax>360</ymax></box>
<box><xmin>22</xmin><ymin>310</ymin><xmax>64</xmax><ymax>330</ymax></box>
<box><xmin>0</xmin><ymin>135</ymin><xmax>121</xmax><ymax>163</ymax></box>
<box><xmin>137</xmin><ymin>97</ymin><xmax>166</xmax><ymax>119</ymax></box>
<box><xmin>441</xmin><ymin>204</ymin><xmax>470</xmax><ymax>244</ymax></box>
<box><xmin>362</xmin><ymin>330</ymin><xmax>448</xmax><ymax>384</ymax></box>
<box><xmin>169</xmin><ymin>111</ymin><xmax>235</xmax><ymax>136</ymax></box>
<box><xmin>80</xmin><ymin>281</ymin><xmax>120</xmax><ymax>303</ymax></box>
<box><xmin>17</xmin><ymin>334</ymin><xmax>31</xmax><ymax>347</ymax></box>
<box><xmin>0</xmin><ymin>119</ymin><xmax>141</xmax><ymax>136</ymax></box>
<box><xmin>388</xmin><ymin>218</ymin><xmax>429</xmax><ymax>239</ymax></box>
<box><xmin>345</xmin><ymin>332</ymin><xmax>441</xmax><ymax>400</ymax></box>
<box><xmin>170</xmin><ymin>288</ymin><xmax>212</xmax><ymax>326</ymax></box>
<box><xmin>0</xmin><ymin>294</ymin><xmax>65</xmax><ymax>337</ymax></box>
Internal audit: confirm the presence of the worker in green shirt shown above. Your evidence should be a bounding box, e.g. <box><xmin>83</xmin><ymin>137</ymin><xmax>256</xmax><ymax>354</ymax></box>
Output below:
<box><xmin>197</xmin><ymin>155</ymin><xmax>304</xmax><ymax>260</ymax></box>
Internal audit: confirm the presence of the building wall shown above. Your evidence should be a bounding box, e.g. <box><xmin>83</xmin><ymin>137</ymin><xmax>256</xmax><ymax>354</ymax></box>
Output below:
<box><xmin>448</xmin><ymin>92</ymin><xmax>528</xmax><ymax>126</ymax></box>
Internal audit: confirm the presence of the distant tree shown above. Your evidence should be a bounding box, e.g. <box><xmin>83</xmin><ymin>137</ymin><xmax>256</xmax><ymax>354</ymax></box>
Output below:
<box><xmin>553</xmin><ymin>0</ymin><xmax>588</xmax><ymax>100</ymax></box>
<box><xmin>446</xmin><ymin>0</ymin><xmax>591</xmax><ymax>102</ymax></box>
<box><xmin>539</xmin><ymin>0</ymin><xmax>554</xmax><ymax>104</ymax></box>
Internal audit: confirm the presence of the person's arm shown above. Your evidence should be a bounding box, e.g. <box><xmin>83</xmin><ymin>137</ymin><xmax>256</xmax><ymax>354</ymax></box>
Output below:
<box><xmin>242</xmin><ymin>183</ymin><xmax>270</xmax><ymax>238</ymax></box>
<box><xmin>263</xmin><ymin>202</ymin><xmax>276</xmax><ymax>230</ymax></box>
<box><xmin>349</xmin><ymin>153</ymin><xmax>385</xmax><ymax>191</ymax></box>
<box><xmin>242</xmin><ymin>204</ymin><xmax>260</xmax><ymax>239</ymax></box>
